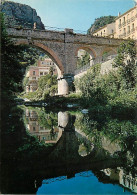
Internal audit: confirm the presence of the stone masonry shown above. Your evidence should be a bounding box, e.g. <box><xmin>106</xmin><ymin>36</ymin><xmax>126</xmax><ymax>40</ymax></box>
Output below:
<box><xmin>7</xmin><ymin>27</ymin><xmax>127</xmax><ymax>95</ymax></box>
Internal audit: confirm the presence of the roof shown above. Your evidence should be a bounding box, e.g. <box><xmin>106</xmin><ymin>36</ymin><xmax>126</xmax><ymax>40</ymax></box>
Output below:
<box><xmin>115</xmin><ymin>5</ymin><xmax>136</xmax><ymax>21</ymax></box>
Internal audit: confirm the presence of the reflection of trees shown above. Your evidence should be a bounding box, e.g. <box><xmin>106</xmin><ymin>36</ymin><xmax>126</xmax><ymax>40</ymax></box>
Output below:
<box><xmin>23</xmin><ymin>106</ymin><xmax>58</xmax><ymax>130</ymax></box>
<box><xmin>75</xmin><ymin>112</ymin><xmax>137</xmax><ymax>153</ymax></box>
<box><xmin>1</xmin><ymin>106</ymin><xmax>53</xmax><ymax>194</ymax></box>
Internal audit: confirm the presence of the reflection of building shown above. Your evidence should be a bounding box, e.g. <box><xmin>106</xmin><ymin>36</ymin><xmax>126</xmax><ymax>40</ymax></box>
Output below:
<box><xmin>102</xmin><ymin>168</ymin><xmax>137</xmax><ymax>194</ymax></box>
<box><xmin>25</xmin><ymin>109</ymin><xmax>62</xmax><ymax>144</ymax></box>
<box><xmin>92</xmin><ymin>5</ymin><xmax>137</xmax><ymax>40</ymax></box>
<box><xmin>26</xmin><ymin>58</ymin><xmax>57</xmax><ymax>93</ymax></box>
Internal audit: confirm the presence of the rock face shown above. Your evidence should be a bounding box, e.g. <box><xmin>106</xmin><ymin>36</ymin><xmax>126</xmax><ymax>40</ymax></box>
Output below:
<box><xmin>1</xmin><ymin>1</ymin><xmax>45</xmax><ymax>30</ymax></box>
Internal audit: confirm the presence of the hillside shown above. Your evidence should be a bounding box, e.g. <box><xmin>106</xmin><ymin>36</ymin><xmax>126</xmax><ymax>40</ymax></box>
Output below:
<box><xmin>87</xmin><ymin>16</ymin><xmax>116</xmax><ymax>34</ymax></box>
<box><xmin>1</xmin><ymin>1</ymin><xmax>45</xmax><ymax>30</ymax></box>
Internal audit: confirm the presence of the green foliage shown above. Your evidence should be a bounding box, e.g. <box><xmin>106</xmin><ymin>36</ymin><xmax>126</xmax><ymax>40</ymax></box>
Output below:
<box><xmin>22</xmin><ymin>77</ymin><xmax>29</xmax><ymax>89</ymax></box>
<box><xmin>38</xmin><ymin>74</ymin><xmax>57</xmax><ymax>97</ymax></box>
<box><xmin>113</xmin><ymin>40</ymin><xmax>136</xmax><ymax>89</ymax></box>
<box><xmin>77</xmin><ymin>52</ymin><xmax>90</xmax><ymax>68</ymax></box>
<box><xmin>23</xmin><ymin>74</ymin><xmax>58</xmax><ymax>101</ymax></box>
<box><xmin>75</xmin><ymin>64</ymin><xmax>103</xmax><ymax>104</ymax></box>
<box><xmin>75</xmin><ymin>40</ymin><xmax>137</xmax><ymax>112</ymax></box>
<box><xmin>1</xmin><ymin>13</ymin><xmax>24</xmax><ymax>102</ymax></box>
<box><xmin>19</xmin><ymin>45</ymin><xmax>45</xmax><ymax>74</ymax></box>
<box><xmin>87</xmin><ymin>16</ymin><xmax>116</xmax><ymax>34</ymax></box>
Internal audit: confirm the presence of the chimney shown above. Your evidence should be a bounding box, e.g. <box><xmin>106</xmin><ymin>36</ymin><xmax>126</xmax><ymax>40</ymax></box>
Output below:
<box><xmin>134</xmin><ymin>0</ymin><xmax>137</xmax><ymax>6</ymax></box>
<box><xmin>118</xmin><ymin>12</ymin><xmax>121</xmax><ymax>17</ymax></box>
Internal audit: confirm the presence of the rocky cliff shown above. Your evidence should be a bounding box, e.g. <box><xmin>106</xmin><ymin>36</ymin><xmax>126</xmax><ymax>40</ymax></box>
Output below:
<box><xmin>1</xmin><ymin>1</ymin><xmax>45</xmax><ymax>30</ymax></box>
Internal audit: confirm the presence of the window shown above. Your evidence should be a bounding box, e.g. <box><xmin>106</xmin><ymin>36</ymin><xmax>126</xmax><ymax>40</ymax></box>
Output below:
<box><xmin>44</xmin><ymin>72</ymin><xmax>47</xmax><ymax>75</ymax></box>
<box><xmin>124</xmin><ymin>28</ymin><xmax>126</xmax><ymax>34</ymax></box>
<box><xmin>104</xmin><ymin>30</ymin><xmax>105</xmax><ymax>32</ymax></box>
<box><xmin>40</xmin><ymin>72</ymin><xmax>43</xmax><ymax>75</ymax></box>
<box><xmin>101</xmin><ymin>32</ymin><xmax>102</xmax><ymax>36</ymax></box>
<box><xmin>33</xmin><ymin>127</ymin><xmax>36</xmax><ymax>131</ymax></box>
<box><xmin>112</xmin><ymin>29</ymin><xmax>114</xmax><ymax>33</ymax></box>
<box><xmin>33</xmin><ymin>71</ymin><xmax>35</xmax><ymax>75</ymax></box>
<box><xmin>123</xmin><ymin>17</ymin><xmax>125</xmax><ymax>23</ymax></box>
<box><xmin>128</xmin><ymin>26</ymin><xmax>130</xmax><ymax>33</ymax></box>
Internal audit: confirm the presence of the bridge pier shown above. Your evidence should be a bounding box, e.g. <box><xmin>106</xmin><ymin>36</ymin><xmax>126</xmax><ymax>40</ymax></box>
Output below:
<box><xmin>57</xmin><ymin>74</ymin><xmax>74</xmax><ymax>95</ymax></box>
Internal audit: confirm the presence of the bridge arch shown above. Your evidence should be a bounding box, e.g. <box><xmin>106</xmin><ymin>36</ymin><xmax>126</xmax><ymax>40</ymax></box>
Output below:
<box><xmin>75</xmin><ymin>46</ymin><xmax>97</xmax><ymax>58</ymax></box>
<box><xmin>101</xmin><ymin>47</ymin><xmax>117</xmax><ymax>57</ymax></box>
<box><xmin>15</xmin><ymin>40</ymin><xmax>64</xmax><ymax>76</ymax></box>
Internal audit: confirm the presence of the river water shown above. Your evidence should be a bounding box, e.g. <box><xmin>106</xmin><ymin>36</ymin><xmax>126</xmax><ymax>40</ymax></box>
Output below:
<box><xmin>1</xmin><ymin>105</ymin><xmax>137</xmax><ymax>194</ymax></box>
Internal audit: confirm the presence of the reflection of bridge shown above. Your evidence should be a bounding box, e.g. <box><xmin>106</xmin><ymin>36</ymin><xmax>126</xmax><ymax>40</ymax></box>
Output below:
<box><xmin>28</xmin><ymin>112</ymin><xmax>125</xmax><ymax>193</ymax></box>
<box><xmin>7</xmin><ymin>27</ymin><xmax>125</xmax><ymax>95</ymax></box>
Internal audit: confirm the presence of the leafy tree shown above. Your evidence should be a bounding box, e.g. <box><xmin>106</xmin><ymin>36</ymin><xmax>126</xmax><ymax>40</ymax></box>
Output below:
<box><xmin>77</xmin><ymin>52</ymin><xmax>90</xmax><ymax>68</ymax></box>
<box><xmin>1</xmin><ymin>13</ymin><xmax>23</xmax><ymax>102</ymax></box>
<box><xmin>87</xmin><ymin>16</ymin><xmax>116</xmax><ymax>34</ymax></box>
<box><xmin>113</xmin><ymin>40</ymin><xmax>136</xmax><ymax>89</ymax></box>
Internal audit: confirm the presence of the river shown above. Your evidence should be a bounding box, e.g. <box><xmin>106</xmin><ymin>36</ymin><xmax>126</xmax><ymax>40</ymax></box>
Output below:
<box><xmin>1</xmin><ymin>105</ymin><xmax>137</xmax><ymax>194</ymax></box>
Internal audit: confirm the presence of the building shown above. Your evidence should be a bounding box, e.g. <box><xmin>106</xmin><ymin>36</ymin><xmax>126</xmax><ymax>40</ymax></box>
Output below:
<box><xmin>26</xmin><ymin>58</ymin><xmax>57</xmax><ymax>93</ymax></box>
<box><xmin>25</xmin><ymin>109</ymin><xmax>62</xmax><ymax>144</ymax></box>
<box><xmin>115</xmin><ymin>5</ymin><xmax>137</xmax><ymax>40</ymax></box>
<box><xmin>92</xmin><ymin>5</ymin><xmax>137</xmax><ymax>41</ymax></box>
<box><xmin>92</xmin><ymin>22</ymin><xmax>116</xmax><ymax>38</ymax></box>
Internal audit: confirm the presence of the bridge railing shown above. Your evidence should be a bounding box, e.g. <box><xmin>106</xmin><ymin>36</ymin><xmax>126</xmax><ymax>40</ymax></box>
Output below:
<box><xmin>74</xmin><ymin>55</ymin><xmax>117</xmax><ymax>75</ymax></box>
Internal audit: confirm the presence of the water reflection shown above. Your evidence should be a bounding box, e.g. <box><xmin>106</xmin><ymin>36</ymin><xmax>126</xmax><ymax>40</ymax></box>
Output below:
<box><xmin>1</xmin><ymin>105</ymin><xmax>137</xmax><ymax>194</ymax></box>
<box><xmin>25</xmin><ymin>109</ymin><xmax>62</xmax><ymax>144</ymax></box>
<box><xmin>22</xmin><ymin>106</ymin><xmax>137</xmax><ymax>194</ymax></box>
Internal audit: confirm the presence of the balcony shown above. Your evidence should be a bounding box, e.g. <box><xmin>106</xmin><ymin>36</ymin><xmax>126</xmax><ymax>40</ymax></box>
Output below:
<box><xmin>131</xmin><ymin>28</ymin><xmax>135</xmax><ymax>33</ymax></box>
<box><xmin>126</xmin><ymin>19</ymin><xmax>130</xmax><ymax>24</ymax></box>
<box><xmin>119</xmin><ymin>24</ymin><xmax>122</xmax><ymax>29</ymax></box>
<box><xmin>127</xmin><ymin>31</ymin><xmax>131</xmax><ymax>35</ymax></box>
<box><xmin>119</xmin><ymin>33</ymin><xmax>126</xmax><ymax>38</ymax></box>
<box><xmin>131</xmin><ymin>16</ymin><xmax>135</xmax><ymax>22</ymax></box>
<box><xmin>122</xmin><ymin>22</ymin><xmax>126</xmax><ymax>27</ymax></box>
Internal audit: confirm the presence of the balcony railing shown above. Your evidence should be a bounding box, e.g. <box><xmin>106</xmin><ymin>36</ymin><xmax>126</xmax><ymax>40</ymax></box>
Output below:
<box><xmin>75</xmin><ymin>55</ymin><xmax>117</xmax><ymax>75</ymax></box>
<box><xmin>122</xmin><ymin>22</ymin><xmax>126</xmax><ymax>27</ymax></box>
<box><xmin>127</xmin><ymin>19</ymin><xmax>130</xmax><ymax>24</ymax></box>
<box><xmin>131</xmin><ymin>16</ymin><xmax>135</xmax><ymax>22</ymax></box>
<box><xmin>131</xmin><ymin>28</ymin><xmax>135</xmax><ymax>33</ymax></box>
<box><xmin>119</xmin><ymin>24</ymin><xmax>122</xmax><ymax>29</ymax></box>
<box><xmin>119</xmin><ymin>33</ymin><xmax>126</xmax><ymax>38</ymax></box>
<box><xmin>127</xmin><ymin>30</ymin><xmax>131</xmax><ymax>35</ymax></box>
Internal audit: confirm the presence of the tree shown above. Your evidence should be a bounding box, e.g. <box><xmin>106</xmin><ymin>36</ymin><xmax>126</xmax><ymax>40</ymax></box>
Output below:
<box><xmin>1</xmin><ymin>13</ymin><xmax>23</xmax><ymax>102</ymax></box>
<box><xmin>77</xmin><ymin>51</ymin><xmax>90</xmax><ymax>68</ymax></box>
<box><xmin>113</xmin><ymin>40</ymin><xmax>136</xmax><ymax>89</ymax></box>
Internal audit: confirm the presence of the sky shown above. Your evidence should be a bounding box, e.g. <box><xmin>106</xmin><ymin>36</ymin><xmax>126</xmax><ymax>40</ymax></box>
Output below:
<box><xmin>9</xmin><ymin>0</ymin><xmax>135</xmax><ymax>33</ymax></box>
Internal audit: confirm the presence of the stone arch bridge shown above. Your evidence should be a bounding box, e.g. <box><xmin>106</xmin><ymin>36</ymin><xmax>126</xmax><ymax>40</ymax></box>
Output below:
<box><xmin>7</xmin><ymin>27</ymin><xmax>125</xmax><ymax>95</ymax></box>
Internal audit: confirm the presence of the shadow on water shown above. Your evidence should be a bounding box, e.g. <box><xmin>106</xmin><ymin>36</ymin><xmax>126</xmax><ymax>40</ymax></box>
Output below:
<box><xmin>1</xmin><ymin>105</ymin><xmax>137</xmax><ymax>194</ymax></box>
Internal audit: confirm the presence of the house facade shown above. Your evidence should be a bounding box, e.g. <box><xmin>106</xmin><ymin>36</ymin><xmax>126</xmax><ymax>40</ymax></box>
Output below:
<box><xmin>26</xmin><ymin>58</ymin><xmax>57</xmax><ymax>93</ymax></box>
<box><xmin>92</xmin><ymin>5</ymin><xmax>137</xmax><ymax>41</ymax></box>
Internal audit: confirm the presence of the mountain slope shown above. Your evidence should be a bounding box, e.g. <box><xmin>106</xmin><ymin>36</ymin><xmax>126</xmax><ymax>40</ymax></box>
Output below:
<box><xmin>1</xmin><ymin>1</ymin><xmax>45</xmax><ymax>30</ymax></box>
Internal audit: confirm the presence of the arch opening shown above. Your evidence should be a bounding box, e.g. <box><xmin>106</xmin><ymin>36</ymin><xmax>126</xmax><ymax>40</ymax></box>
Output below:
<box><xmin>101</xmin><ymin>48</ymin><xmax>117</xmax><ymax>62</ymax></box>
<box><xmin>75</xmin><ymin>47</ymin><xmax>97</xmax><ymax>70</ymax></box>
<box><xmin>15</xmin><ymin>41</ymin><xmax>64</xmax><ymax>97</ymax></box>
